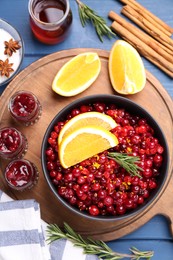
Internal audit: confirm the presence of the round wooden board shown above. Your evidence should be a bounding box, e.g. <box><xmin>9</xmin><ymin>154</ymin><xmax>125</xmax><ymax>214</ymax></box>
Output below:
<box><xmin>0</xmin><ymin>48</ymin><xmax>173</xmax><ymax>241</ymax></box>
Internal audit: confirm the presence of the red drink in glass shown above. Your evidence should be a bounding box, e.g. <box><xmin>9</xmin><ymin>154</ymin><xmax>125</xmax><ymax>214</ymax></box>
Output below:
<box><xmin>28</xmin><ymin>0</ymin><xmax>73</xmax><ymax>44</ymax></box>
<box><xmin>0</xmin><ymin>127</ymin><xmax>28</xmax><ymax>160</ymax></box>
<box><xmin>4</xmin><ymin>159</ymin><xmax>39</xmax><ymax>191</ymax></box>
<box><xmin>9</xmin><ymin>90</ymin><xmax>42</xmax><ymax>126</ymax></box>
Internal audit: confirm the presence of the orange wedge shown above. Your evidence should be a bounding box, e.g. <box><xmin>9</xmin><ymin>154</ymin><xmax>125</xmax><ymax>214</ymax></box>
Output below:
<box><xmin>52</xmin><ymin>52</ymin><xmax>101</xmax><ymax>96</ymax></box>
<box><xmin>59</xmin><ymin>125</ymin><xmax>119</xmax><ymax>168</ymax></box>
<box><xmin>109</xmin><ymin>40</ymin><xmax>146</xmax><ymax>95</ymax></box>
<box><xmin>58</xmin><ymin>111</ymin><xmax>117</xmax><ymax>144</ymax></box>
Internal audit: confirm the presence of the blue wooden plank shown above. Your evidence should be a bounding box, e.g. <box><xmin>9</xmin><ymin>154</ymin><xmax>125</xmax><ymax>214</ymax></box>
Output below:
<box><xmin>122</xmin><ymin>215</ymin><xmax>172</xmax><ymax>240</ymax></box>
<box><xmin>107</xmin><ymin>240</ymin><xmax>173</xmax><ymax>260</ymax></box>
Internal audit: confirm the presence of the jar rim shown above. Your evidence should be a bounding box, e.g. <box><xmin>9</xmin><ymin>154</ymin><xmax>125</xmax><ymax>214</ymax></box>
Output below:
<box><xmin>28</xmin><ymin>0</ymin><xmax>70</xmax><ymax>26</ymax></box>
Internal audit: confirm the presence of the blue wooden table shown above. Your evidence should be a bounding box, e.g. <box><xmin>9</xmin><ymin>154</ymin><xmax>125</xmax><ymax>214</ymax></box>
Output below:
<box><xmin>0</xmin><ymin>0</ymin><xmax>173</xmax><ymax>259</ymax></box>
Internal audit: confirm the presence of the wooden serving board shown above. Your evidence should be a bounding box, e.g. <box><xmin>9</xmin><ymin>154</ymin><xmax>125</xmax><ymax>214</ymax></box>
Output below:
<box><xmin>0</xmin><ymin>48</ymin><xmax>172</xmax><ymax>241</ymax></box>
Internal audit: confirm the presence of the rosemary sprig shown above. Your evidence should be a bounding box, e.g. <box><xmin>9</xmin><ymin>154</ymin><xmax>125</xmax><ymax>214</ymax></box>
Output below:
<box><xmin>76</xmin><ymin>0</ymin><xmax>115</xmax><ymax>42</ymax></box>
<box><xmin>47</xmin><ymin>223</ymin><xmax>154</xmax><ymax>260</ymax></box>
<box><xmin>108</xmin><ymin>152</ymin><xmax>143</xmax><ymax>178</ymax></box>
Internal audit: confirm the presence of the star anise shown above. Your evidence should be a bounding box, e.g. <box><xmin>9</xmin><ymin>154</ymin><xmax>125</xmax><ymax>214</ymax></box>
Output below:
<box><xmin>0</xmin><ymin>58</ymin><xmax>14</xmax><ymax>78</ymax></box>
<box><xmin>4</xmin><ymin>38</ymin><xmax>21</xmax><ymax>57</ymax></box>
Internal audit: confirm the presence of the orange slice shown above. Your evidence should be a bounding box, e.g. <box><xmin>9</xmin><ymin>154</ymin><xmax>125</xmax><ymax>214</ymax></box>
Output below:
<box><xmin>59</xmin><ymin>125</ymin><xmax>119</xmax><ymax>168</ymax></box>
<box><xmin>109</xmin><ymin>40</ymin><xmax>146</xmax><ymax>95</ymax></box>
<box><xmin>58</xmin><ymin>111</ymin><xmax>117</xmax><ymax>144</ymax></box>
<box><xmin>52</xmin><ymin>52</ymin><xmax>101</xmax><ymax>96</ymax></box>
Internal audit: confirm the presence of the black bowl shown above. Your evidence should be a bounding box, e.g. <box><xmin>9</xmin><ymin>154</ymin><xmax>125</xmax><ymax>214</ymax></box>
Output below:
<box><xmin>41</xmin><ymin>94</ymin><xmax>169</xmax><ymax>221</ymax></box>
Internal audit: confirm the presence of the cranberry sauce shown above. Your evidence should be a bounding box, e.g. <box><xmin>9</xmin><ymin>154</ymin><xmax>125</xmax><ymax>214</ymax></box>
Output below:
<box><xmin>45</xmin><ymin>102</ymin><xmax>165</xmax><ymax>217</ymax></box>
<box><xmin>0</xmin><ymin>127</ymin><xmax>28</xmax><ymax>160</ymax></box>
<box><xmin>5</xmin><ymin>159</ymin><xmax>39</xmax><ymax>191</ymax></box>
<box><xmin>9</xmin><ymin>90</ymin><xmax>42</xmax><ymax>126</ymax></box>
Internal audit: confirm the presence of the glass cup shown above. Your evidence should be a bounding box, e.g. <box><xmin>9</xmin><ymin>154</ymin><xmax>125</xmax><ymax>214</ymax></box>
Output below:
<box><xmin>8</xmin><ymin>90</ymin><xmax>42</xmax><ymax>126</ymax></box>
<box><xmin>0</xmin><ymin>127</ymin><xmax>28</xmax><ymax>160</ymax></box>
<box><xmin>4</xmin><ymin>159</ymin><xmax>39</xmax><ymax>191</ymax></box>
<box><xmin>28</xmin><ymin>0</ymin><xmax>73</xmax><ymax>44</ymax></box>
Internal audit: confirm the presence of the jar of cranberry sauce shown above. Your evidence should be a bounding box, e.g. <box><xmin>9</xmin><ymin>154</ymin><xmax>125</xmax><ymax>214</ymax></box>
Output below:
<box><xmin>8</xmin><ymin>90</ymin><xmax>42</xmax><ymax>126</ymax></box>
<box><xmin>0</xmin><ymin>127</ymin><xmax>28</xmax><ymax>160</ymax></box>
<box><xmin>4</xmin><ymin>159</ymin><xmax>39</xmax><ymax>191</ymax></box>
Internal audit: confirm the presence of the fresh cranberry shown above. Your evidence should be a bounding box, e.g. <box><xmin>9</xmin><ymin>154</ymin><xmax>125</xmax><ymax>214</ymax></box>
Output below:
<box><xmin>98</xmin><ymin>189</ymin><xmax>107</xmax><ymax>199</ymax></box>
<box><xmin>93</xmin><ymin>103</ymin><xmax>105</xmax><ymax>113</ymax></box>
<box><xmin>153</xmin><ymin>154</ymin><xmax>163</xmax><ymax>165</ymax></box>
<box><xmin>104</xmin><ymin>196</ymin><xmax>114</xmax><ymax>206</ymax></box>
<box><xmin>81</xmin><ymin>184</ymin><xmax>89</xmax><ymax>193</ymax></box>
<box><xmin>89</xmin><ymin>205</ymin><xmax>100</xmax><ymax>216</ymax></box>
<box><xmin>71</xmin><ymin>109</ymin><xmax>80</xmax><ymax>117</ymax></box>
<box><xmin>116</xmin><ymin>205</ymin><xmax>126</xmax><ymax>215</ymax></box>
<box><xmin>80</xmin><ymin>105</ymin><xmax>92</xmax><ymax>113</ymax></box>
<box><xmin>143</xmin><ymin>168</ymin><xmax>153</xmax><ymax>178</ymax></box>
<box><xmin>77</xmin><ymin>176</ymin><xmax>86</xmax><ymax>184</ymax></box>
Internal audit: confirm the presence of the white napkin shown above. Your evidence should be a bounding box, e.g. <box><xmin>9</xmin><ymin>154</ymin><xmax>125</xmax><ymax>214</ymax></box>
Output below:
<box><xmin>0</xmin><ymin>190</ymin><xmax>98</xmax><ymax>260</ymax></box>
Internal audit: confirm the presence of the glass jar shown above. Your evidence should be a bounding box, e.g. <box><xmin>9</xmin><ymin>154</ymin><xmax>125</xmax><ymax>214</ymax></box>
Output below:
<box><xmin>28</xmin><ymin>0</ymin><xmax>73</xmax><ymax>45</ymax></box>
<box><xmin>8</xmin><ymin>90</ymin><xmax>42</xmax><ymax>126</ymax></box>
<box><xmin>4</xmin><ymin>159</ymin><xmax>39</xmax><ymax>191</ymax></box>
<box><xmin>0</xmin><ymin>127</ymin><xmax>28</xmax><ymax>160</ymax></box>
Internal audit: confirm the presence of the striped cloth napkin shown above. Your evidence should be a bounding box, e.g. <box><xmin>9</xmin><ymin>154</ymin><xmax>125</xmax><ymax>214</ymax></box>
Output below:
<box><xmin>0</xmin><ymin>190</ymin><xmax>98</xmax><ymax>260</ymax></box>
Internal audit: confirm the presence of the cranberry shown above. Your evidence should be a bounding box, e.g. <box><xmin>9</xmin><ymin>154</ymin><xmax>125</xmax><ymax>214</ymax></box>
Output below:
<box><xmin>132</xmin><ymin>185</ymin><xmax>140</xmax><ymax>194</ymax></box>
<box><xmin>114</xmin><ymin>178</ymin><xmax>122</xmax><ymax>187</ymax></box>
<box><xmin>56</xmin><ymin>172</ymin><xmax>62</xmax><ymax>181</ymax></box>
<box><xmin>138</xmin><ymin>196</ymin><xmax>144</xmax><ymax>204</ymax></box>
<box><xmin>107</xmin><ymin>205</ymin><xmax>115</xmax><ymax>213</ymax></box>
<box><xmin>149</xmin><ymin>180</ymin><xmax>157</xmax><ymax>189</ymax></box>
<box><xmin>143</xmin><ymin>168</ymin><xmax>153</xmax><ymax>178</ymax></box>
<box><xmin>80</xmin><ymin>105</ymin><xmax>92</xmax><ymax>113</ymax></box>
<box><xmin>69</xmin><ymin>196</ymin><xmax>77</xmax><ymax>205</ymax></box>
<box><xmin>93</xmin><ymin>103</ymin><xmax>105</xmax><ymax>113</ymax></box>
<box><xmin>157</xmin><ymin>145</ymin><xmax>164</xmax><ymax>154</ymax></box>
<box><xmin>86</xmin><ymin>173</ymin><xmax>95</xmax><ymax>183</ymax></box>
<box><xmin>92</xmin><ymin>182</ymin><xmax>101</xmax><ymax>191</ymax></box>
<box><xmin>153</xmin><ymin>154</ymin><xmax>163</xmax><ymax>165</ymax></box>
<box><xmin>47</xmin><ymin>161</ymin><xmax>55</xmax><ymax>171</ymax></box>
<box><xmin>104</xmin><ymin>196</ymin><xmax>114</xmax><ymax>206</ymax></box>
<box><xmin>81</xmin><ymin>184</ymin><xmax>89</xmax><ymax>193</ymax></box>
<box><xmin>64</xmin><ymin>173</ymin><xmax>73</xmax><ymax>182</ymax></box>
<box><xmin>89</xmin><ymin>205</ymin><xmax>100</xmax><ymax>216</ymax></box>
<box><xmin>116</xmin><ymin>205</ymin><xmax>126</xmax><ymax>215</ymax></box>
<box><xmin>72</xmin><ymin>168</ymin><xmax>81</xmax><ymax>177</ymax></box>
<box><xmin>98</xmin><ymin>189</ymin><xmax>107</xmax><ymax>199</ymax></box>
<box><xmin>124</xmin><ymin>198</ymin><xmax>134</xmax><ymax>209</ymax></box>
<box><xmin>145</xmin><ymin>159</ymin><xmax>153</xmax><ymax>168</ymax></box>
<box><xmin>50</xmin><ymin>170</ymin><xmax>57</xmax><ymax>178</ymax></box>
<box><xmin>54</xmin><ymin>122</ymin><xmax>64</xmax><ymax>133</ymax></box>
<box><xmin>77</xmin><ymin>176</ymin><xmax>86</xmax><ymax>184</ymax></box>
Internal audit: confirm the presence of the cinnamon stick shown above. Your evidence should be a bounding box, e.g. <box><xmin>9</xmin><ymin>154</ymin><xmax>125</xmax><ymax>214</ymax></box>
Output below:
<box><xmin>109</xmin><ymin>11</ymin><xmax>173</xmax><ymax>64</ymax></box>
<box><xmin>110</xmin><ymin>21</ymin><xmax>173</xmax><ymax>78</ymax></box>
<box><xmin>120</xmin><ymin>0</ymin><xmax>173</xmax><ymax>34</ymax></box>
<box><xmin>122</xmin><ymin>5</ymin><xmax>173</xmax><ymax>52</ymax></box>
<box><xmin>125</xmin><ymin>5</ymin><xmax>171</xmax><ymax>37</ymax></box>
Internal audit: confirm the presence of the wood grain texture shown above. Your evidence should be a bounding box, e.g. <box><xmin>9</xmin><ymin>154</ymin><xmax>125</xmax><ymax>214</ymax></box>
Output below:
<box><xmin>0</xmin><ymin>48</ymin><xmax>172</xmax><ymax>241</ymax></box>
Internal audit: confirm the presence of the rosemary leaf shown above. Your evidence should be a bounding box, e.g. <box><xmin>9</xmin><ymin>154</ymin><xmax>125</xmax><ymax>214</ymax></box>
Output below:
<box><xmin>76</xmin><ymin>0</ymin><xmax>115</xmax><ymax>42</ymax></box>
<box><xmin>47</xmin><ymin>222</ymin><xmax>154</xmax><ymax>259</ymax></box>
<box><xmin>108</xmin><ymin>152</ymin><xmax>143</xmax><ymax>177</ymax></box>
<box><xmin>79</xmin><ymin>8</ymin><xmax>86</xmax><ymax>26</ymax></box>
